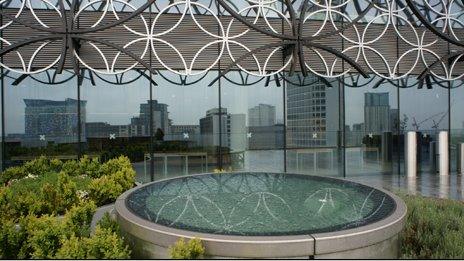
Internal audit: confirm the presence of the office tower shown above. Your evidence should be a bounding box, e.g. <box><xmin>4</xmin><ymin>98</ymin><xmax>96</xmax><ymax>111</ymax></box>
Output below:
<box><xmin>286</xmin><ymin>74</ymin><xmax>340</xmax><ymax>147</ymax></box>
<box><xmin>199</xmin><ymin>108</ymin><xmax>246</xmax><ymax>152</ymax></box>
<box><xmin>23</xmin><ymin>98</ymin><xmax>86</xmax><ymax>146</ymax></box>
<box><xmin>130</xmin><ymin>100</ymin><xmax>170</xmax><ymax>137</ymax></box>
<box><xmin>248</xmin><ymin>104</ymin><xmax>276</xmax><ymax>127</ymax></box>
<box><xmin>364</xmin><ymin>92</ymin><xmax>391</xmax><ymax>133</ymax></box>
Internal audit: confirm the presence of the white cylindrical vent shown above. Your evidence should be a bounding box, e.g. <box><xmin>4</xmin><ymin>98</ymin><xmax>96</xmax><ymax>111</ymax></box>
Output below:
<box><xmin>406</xmin><ymin>131</ymin><xmax>417</xmax><ymax>177</ymax></box>
<box><xmin>438</xmin><ymin>131</ymin><xmax>449</xmax><ymax>176</ymax></box>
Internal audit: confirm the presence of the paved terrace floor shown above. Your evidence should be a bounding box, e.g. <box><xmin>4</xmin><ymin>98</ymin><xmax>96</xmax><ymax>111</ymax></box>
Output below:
<box><xmin>348</xmin><ymin>173</ymin><xmax>464</xmax><ymax>201</ymax></box>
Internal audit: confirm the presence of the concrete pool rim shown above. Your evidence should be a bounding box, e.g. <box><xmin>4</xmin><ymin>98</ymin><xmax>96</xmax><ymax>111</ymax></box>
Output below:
<box><xmin>115</xmin><ymin>172</ymin><xmax>407</xmax><ymax>258</ymax></box>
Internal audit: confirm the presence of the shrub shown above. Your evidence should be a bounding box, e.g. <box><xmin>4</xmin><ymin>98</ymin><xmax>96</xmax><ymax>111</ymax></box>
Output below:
<box><xmin>169</xmin><ymin>238</ymin><xmax>205</xmax><ymax>259</ymax></box>
<box><xmin>88</xmin><ymin>175</ymin><xmax>123</xmax><ymax>206</ymax></box>
<box><xmin>0</xmin><ymin>166</ymin><xmax>25</xmax><ymax>185</ymax></box>
<box><xmin>97</xmin><ymin>212</ymin><xmax>120</xmax><ymax>236</ymax></box>
<box><xmin>55</xmin><ymin>234</ymin><xmax>86</xmax><ymax>259</ymax></box>
<box><xmin>98</xmin><ymin>156</ymin><xmax>133</xmax><ymax>177</ymax></box>
<box><xmin>84</xmin><ymin>226</ymin><xmax>131</xmax><ymax>259</ymax></box>
<box><xmin>79</xmin><ymin>156</ymin><xmax>101</xmax><ymax>178</ymax></box>
<box><xmin>63</xmin><ymin>201</ymin><xmax>97</xmax><ymax>237</ymax></box>
<box><xmin>89</xmin><ymin>156</ymin><xmax>135</xmax><ymax>205</ymax></box>
<box><xmin>40</xmin><ymin>172</ymin><xmax>79</xmax><ymax>215</ymax></box>
<box><xmin>49</xmin><ymin>158</ymin><xmax>63</xmax><ymax>172</ymax></box>
<box><xmin>0</xmin><ymin>219</ymin><xmax>26</xmax><ymax>259</ymax></box>
<box><xmin>56</xmin><ymin>226</ymin><xmax>131</xmax><ymax>259</ymax></box>
<box><xmin>0</xmin><ymin>155</ymin><xmax>137</xmax><ymax>259</ymax></box>
<box><xmin>23</xmin><ymin>215</ymin><xmax>66</xmax><ymax>259</ymax></box>
<box><xmin>22</xmin><ymin>156</ymin><xmax>52</xmax><ymax>177</ymax></box>
<box><xmin>0</xmin><ymin>187</ymin><xmax>16</xmax><ymax>220</ymax></box>
<box><xmin>61</xmin><ymin>160</ymin><xmax>80</xmax><ymax>176</ymax></box>
<box><xmin>13</xmin><ymin>192</ymin><xmax>44</xmax><ymax>217</ymax></box>
<box><xmin>399</xmin><ymin>194</ymin><xmax>464</xmax><ymax>259</ymax></box>
<box><xmin>56</xmin><ymin>172</ymin><xmax>79</xmax><ymax>210</ymax></box>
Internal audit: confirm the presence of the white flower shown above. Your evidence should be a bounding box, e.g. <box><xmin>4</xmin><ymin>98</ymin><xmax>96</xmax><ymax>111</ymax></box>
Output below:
<box><xmin>77</xmin><ymin>190</ymin><xmax>89</xmax><ymax>199</ymax></box>
<box><xmin>24</xmin><ymin>174</ymin><xmax>38</xmax><ymax>180</ymax></box>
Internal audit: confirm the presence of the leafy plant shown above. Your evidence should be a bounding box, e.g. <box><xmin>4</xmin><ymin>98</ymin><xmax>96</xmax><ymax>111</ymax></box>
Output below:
<box><xmin>0</xmin><ymin>166</ymin><xmax>25</xmax><ymax>185</ymax></box>
<box><xmin>89</xmin><ymin>156</ymin><xmax>135</xmax><ymax>205</ymax></box>
<box><xmin>0</xmin><ymin>219</ymin><xmax>27</xmax><ymax>259</ymax></box>
<box><xmin>399</xmin><ymin>194</ymin><xmax>464</xmax><ymax>259</ymax></box>
<box><xmin>55</xmin><ymin>234</ymin><xmax>87</xmax><ymax>259</ymax></box>
<box><xmin>61</xmin><ymin>160</ymin><xmax>80</xmax><ymax>176</ymax></box>
<box><xmin>97</xmin><ymin>212</ymin><xmax>120</xmax><ymax>236</ymax></box>
<box><xmin>78</xmin><ymin>156</ymin><xmax>101</xmax><ymax>178</ymax></box>
<box><xmin>84</xmin><ymin>225</ymin><xmax>131</xmax><ymax>259</ymax></box>
<box><xmin>56</xmin><ymin>226</ymin><xmax>131</xmax><ymax>259</ymax></box>
<box><xmin>169</xmin><ymin>237</ymin><xmax>205</xmax><ymax>259</ymax></box>
<box><xmin>88</xmin><ymin>175</ymin><xmax>123</xmax><ymax>206</ymax></box>
<box><xmin>0</xmin><ymin>155</ymin><xmax>136</xmax><ymax>259</ymax></box>
<box><xmin>23</xmin><ymin>215</ymin><xmax>66</xmax><ymax>259</ymax></box>
<box><xmin>40</xmin><ymin>172</ymin><xmax>79</xmax><ymax>215</ymax></box>
<box><xmin>63</xmin><ymin>201</ymin><xmax>97</xmax><ymax>237</ymax></box>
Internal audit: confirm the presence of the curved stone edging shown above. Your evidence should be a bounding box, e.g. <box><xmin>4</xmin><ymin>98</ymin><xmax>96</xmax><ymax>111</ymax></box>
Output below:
<box><xmin>115</xmin><ymin>172</ymin><xmax>407</xmax><ymax>258</ymax></box>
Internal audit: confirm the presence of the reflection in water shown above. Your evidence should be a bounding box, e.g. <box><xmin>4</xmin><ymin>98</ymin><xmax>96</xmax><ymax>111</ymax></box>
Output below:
<box><xmin>459</xmin><ymin>175</ymin><xmax>464</xmax><ymax>199</ymax></box>
<box><xmin>439</xmin><ymin>175</ymin><xmax>450</xmax><ymax>199</ymax></box>
<box><xmin>406</xmin><ymin>177</ymin><xmax>417</xmax><ymax>196</ymax></box>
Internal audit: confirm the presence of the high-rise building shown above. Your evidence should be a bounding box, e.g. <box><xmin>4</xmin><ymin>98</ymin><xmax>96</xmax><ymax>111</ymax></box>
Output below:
<box><xmin>199</xmin><ymin>108</ymin><xmax>246</xmax><ymax>152</ymax></box>
<box><xmin>199</xmin><ymin>108</ymin><xmax>228</xmax><ymax>148</ymax></box>
<box><xmin>248</xmin><ymin>104</ymin><xmax>276</xmax><ymax>127</ymax></box>
<box><xmin>364</xmin><ymin>93</ymin><xmax>390</xmax><ymax>133</ymax></box>
<box><xmin>23</xmin><ymin>98</ymin><xmax>86</xmax><ymax>146</ymax></box>
<box><xmin>286</xmin><ymin>74</ymin><xmax>340</xmax><ymax>147</ymax></box>
<box><xmin>130</xmin><ymin>100</ymin><xmax>170</xmax><ymax>137</ymax></box>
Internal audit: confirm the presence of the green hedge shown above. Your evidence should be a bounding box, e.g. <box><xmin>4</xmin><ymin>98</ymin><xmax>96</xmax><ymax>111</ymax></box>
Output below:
<box><xmin>400</xmin><ymin>194</ymin><xmax>464</xmax><ymax>259</ymax></box>
<box><xmin>0</xmin><ymin>201</ymin><xmax>130</xmax><ymax>259</ymax></box>
<box><xmin>0</xmin><ymin>155</ymin><xmax>135</xmax><ymax>259</ymax></box>
<box><xmin>0</xmin><ymin>155</ymin><xmax>135</xmax><ymax>221</ymax></box>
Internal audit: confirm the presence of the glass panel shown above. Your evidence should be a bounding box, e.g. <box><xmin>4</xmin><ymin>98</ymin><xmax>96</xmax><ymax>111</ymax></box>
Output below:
<box><xmin>80</xmin><ymin>70</ymin><xmax>151</xmax><ymax>183</ymax></box>
<box><xmin>450</xmin><ymin>80</ymin><xmax>464</xmax><ymax>172</ymax></box>
<box><xmin>399</xmin><ymin>76</ymin><xmax>449</xmax><ymax>175</ymax></box>
<box><xmin>344</xmin><ymin>74</ymin><xmax>399</xmax><ymax>176</ymax></box>
<box><xmin>152</xmin><ymin>70</ymin><xmax>219</xmax><ymax>179</ymax></box>
<box><xmin>221</xmin><ymin>72</ymin><xmax>285</xmax><ymax>172</ymax></box>
<box><xmin>285</xmin><ymin>73</ymin><xmax>343</xmax><ymax>176</ymax></box>
<box><xmin>3</xmin><ymin>70</ymin><xmax>79</xmax><ymax>168</ymax></box>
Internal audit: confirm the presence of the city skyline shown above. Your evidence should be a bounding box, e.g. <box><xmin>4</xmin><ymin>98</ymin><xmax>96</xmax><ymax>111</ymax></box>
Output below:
<box><xmin>9</xmin><ymin>97</ymin><xmax>282</xmax><ymax>138</ymax></box>
<box><xmin>3</xmin><ymin>73</ymin><xmax>457</xmax><ymax>136</ymax></box>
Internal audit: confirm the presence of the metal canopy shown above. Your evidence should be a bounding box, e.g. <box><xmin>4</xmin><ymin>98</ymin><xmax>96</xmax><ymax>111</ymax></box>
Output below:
<box><xmin>0</xmin><ymin>0</ymin><xmax>463</xmax><ymax>83</ymax></box>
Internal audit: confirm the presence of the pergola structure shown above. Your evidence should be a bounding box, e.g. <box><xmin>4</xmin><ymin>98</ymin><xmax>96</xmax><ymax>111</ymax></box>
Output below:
<box><xmin>0</xmin><ymin>0</ymin><xmax>462</xmax><ymax>85</ymax></box>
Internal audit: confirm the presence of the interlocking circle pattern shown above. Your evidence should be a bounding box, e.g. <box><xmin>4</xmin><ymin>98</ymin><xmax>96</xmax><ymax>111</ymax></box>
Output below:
<box><xmin>0</xmin><ymin>0</ymin><xmax>463</xmax><ymax>81</ymax></box>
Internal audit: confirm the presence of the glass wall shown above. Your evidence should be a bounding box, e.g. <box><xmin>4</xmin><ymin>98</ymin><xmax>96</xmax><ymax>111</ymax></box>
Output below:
<box><xmin>285</xmin><ymin>74</ymin><xmax>343</xmax><ymax>176</ymax></box>
<box><xmin>80</xmin><ymin>71</ymin><xmax>151</xmax><ymax>182</ymax></box>
<box><xmin>344</xmin><ymin>75</ymin><xmax>399</xmax><ymax>176</ymax></box>
<box><xmin>3</xmin><ymin>71</ymin><xmax>79</xmax><ymax>169</ymax></box>
<box><xmin>153</xmin><ymin>71</ymin><xmax>220</xmax><ymax>180</ymax></box>
<box><xmin>0</xmin><ymin>0</ymin><xmax>462</xmax><ymax>182</ymax></box>
<box><xmin>1</xmin><ymin>68</ymin><xmax>462</xmax><ymax>180</ymax></box>
<box><xmin>222</xmin><ymin>72</ymin><xmax>285</xmax><ymax>173</ymax></box>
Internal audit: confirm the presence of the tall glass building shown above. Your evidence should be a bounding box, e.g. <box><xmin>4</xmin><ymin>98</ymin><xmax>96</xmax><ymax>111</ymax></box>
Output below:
<box><xmin>0</xmin><ymin>0</ymin><xmax>463</xmax><ymax>183</ymax></box>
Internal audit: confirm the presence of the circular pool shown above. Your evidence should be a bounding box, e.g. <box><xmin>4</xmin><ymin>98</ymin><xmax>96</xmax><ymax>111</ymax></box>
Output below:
<box><xmin>115</xmin><ymin>172</ymin><xmax>406</xmax><ymax>258</ymax></box>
